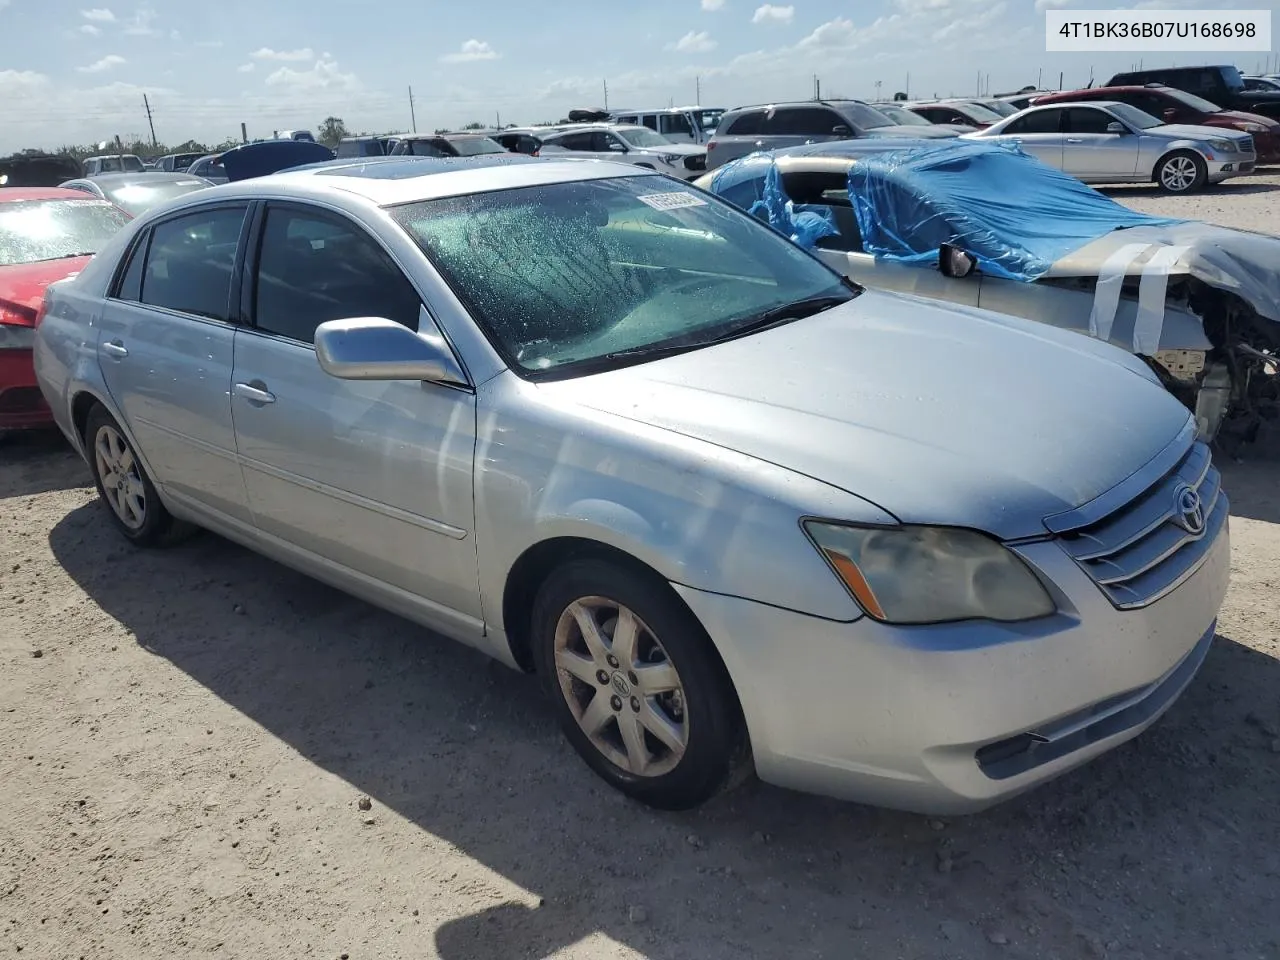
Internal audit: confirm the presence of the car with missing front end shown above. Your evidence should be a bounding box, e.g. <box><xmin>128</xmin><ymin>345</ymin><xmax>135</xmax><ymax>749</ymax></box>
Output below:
<box><xmin>697</xmin><ymin>138</ymin><xmax>1279</xmax><ymax>452</ymax></box>
<box><xmin>34</xmin><ymin>155</ymin><xmax>1228</xmax><ymax>813</ymax></box>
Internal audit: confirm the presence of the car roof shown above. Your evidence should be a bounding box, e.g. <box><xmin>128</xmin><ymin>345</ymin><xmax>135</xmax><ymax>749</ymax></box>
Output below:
<box><xmin>66</xmin><ymin>172</ymin><xmax>210</xmax><ymax>187</ymax></box>
<box><xmin>0</xmin><ymin>186</ymin><xmax>97</xmax><ymax>203</ymax></box>
<box><xmin>210</xmin><ymin>155</ymin><xmax>655</xmax><ymax>207</ymax></box>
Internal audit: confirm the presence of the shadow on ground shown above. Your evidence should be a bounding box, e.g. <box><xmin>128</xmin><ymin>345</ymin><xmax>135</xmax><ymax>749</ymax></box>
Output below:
<box><xmin>1102</xmin><ymin>176</ymin><xmax>1280</xmax><ymax>199</ymax></box>
<box><xmin>45</xmin><ymin>478</ymin><xmax>1280</xmax><ymax>960</ymax></box>
<box><xmin>0</xmin><ymin>430</ymin><xmax>85</xmax><ymax>499</ymax></box>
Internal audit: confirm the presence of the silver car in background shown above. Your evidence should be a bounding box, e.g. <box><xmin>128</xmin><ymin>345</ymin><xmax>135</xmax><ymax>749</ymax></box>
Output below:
<box><xmin>58</xmin><ymin>172</ymin><xmax>214</xmax><ymax>217</ymax></box>
<box><xmin>969</xmin><ymin>101</ymin><xmax>1256</xmax><ymax>192</ymax></box>
<box><xmin>536</xmin><ymin>124</ymin><xmax>708</xmax><ymax>179</ymax></box>
<box><xmin>34</xmin><ymin>157</ymin><xmax>1228</xmax><ymax>814</ymax></box>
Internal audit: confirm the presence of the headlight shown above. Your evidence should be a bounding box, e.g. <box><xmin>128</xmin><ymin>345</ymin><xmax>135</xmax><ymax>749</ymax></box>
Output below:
<box><xmin>804</xmin><ymin>521</ymin><xmax>1055</xmax><ymax>624</ymax></box>
<box><xmin>1240</xmin><ymin>123</ymin><xmax>1266</xmax><ymax>133</ymax></box>
<box><xmin>660</xmin><ymin>154</ymin><xmax>683</xmax><ymax>165</ymax></box>
<box><xmin>1207</xmin><ymin>139</ymin><xmax>1235</xmax><ymax>153</ymax></box>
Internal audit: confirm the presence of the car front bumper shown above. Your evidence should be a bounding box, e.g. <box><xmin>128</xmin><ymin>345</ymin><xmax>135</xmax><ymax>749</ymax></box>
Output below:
<box><xmin>674</xmin><ymin>516</ymin><xmax>1230</xmax><ymax>815</ymax></box>
<box><xmin>1207</xmin><ymin>151</ymin><xmax>1257</xmax><ymax>180</ymax></box>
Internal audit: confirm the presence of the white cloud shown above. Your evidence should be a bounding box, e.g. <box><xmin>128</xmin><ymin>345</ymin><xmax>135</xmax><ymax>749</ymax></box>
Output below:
<box><xmin>752</xmin><ymin>4</ymin><xmax>794</xmax><ymax>23</ymax></box>
<box><xmin>670</xmin><ymin>30</ymin><xmax>718</xmax><ymax>53</ymax></box>
<box><xmin>80</xmin><ymin>7</ymin><xmax>115</xmax><ymax>21</ymax></box>
<box><xmin>80</xmin><ymin>23</ymin><xmax>101</xmax><ymax>35</ymax></box>
<box><xmin>264</xmin><ymin>56</ymin><xmax>359</xmax><ymax>92</ymax></box>
<box><xmin>123</xmin><ymin>6</ymin><xmax>160</xmax><ymax>36</ymax></box>
<box><xmin>441</xmin><ymin>39</ymin><xmax>500</xmax><ymax>63</ymax></box>
<box><xmin>237</xmin><ymin>63</ymin><xmax>255</xmax><ymax>73</ymax></box>
<box><xmin>701</xmin><ymin>0</ymin><xmax>725</xmax><ymax>9</ymax></box>
<box><xmin>250</xmin><ymin>46</ymin><xmax>314</xmax><ymax>61</ymax></box>
<box><xmin>77</xmin><ymin>54</ymin><xmax>127</xmax><ymax>73</ymax></box>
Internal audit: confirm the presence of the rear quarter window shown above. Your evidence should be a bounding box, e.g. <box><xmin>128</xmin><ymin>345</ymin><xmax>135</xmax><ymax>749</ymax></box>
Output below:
<box><xmin>721</xmin><ymin>111</ymin><xmax>764</xmax><ymax>136</ymax></box>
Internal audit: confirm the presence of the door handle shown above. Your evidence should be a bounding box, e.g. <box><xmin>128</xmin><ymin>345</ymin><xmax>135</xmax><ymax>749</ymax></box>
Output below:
<box><xmin>101</xmin><ymin>339</ymin><xmax>128</xmax><ymax>359</ymax></box>
<box><xmin>1066</xmin><ymin>138</ymin><xmax>1084</xmax><ymax>143</ymax></box>
<box><xmin>233</xmin><ymin>381</ymin><xmax>276</xmax><ymax>405</ymax></box>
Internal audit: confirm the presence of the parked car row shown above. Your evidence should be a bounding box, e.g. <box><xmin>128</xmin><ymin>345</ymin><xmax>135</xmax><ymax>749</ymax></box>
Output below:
<box><xmin>24</xmin><ymin>153</ymin><xmax>1235</xmax><ymax>817</ymax></box>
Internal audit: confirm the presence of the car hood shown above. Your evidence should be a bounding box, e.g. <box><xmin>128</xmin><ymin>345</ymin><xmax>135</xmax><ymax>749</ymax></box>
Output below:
<box><xmin>537</xmin><ymin>290</ymin><xmax>1190</xmax><ymax>540</ymax></box>
<box><xmin>869</xmin><ymin>125</ymin><xmax>961</xmax><ymax>139</ymax></box>
<box><xmin>1045</xmin><ymin>220</ymin><xmax>1280</xmax><ymax>324</ymax></box>
<box><xmin>1153</xmin><ymin>123</ymin><xmax>1252</xmax><ymax>142</ymax></box>
<box><xmin>636</xmin><ymin>143</ymin><xmax>706</xmax><ymax>157</ymax></box>
<box><xmin>1213</xmin><ymin>109</ymin><xmax>1278</xmax><ymax>127</ymax></box>
<box><xmin>0</xmin><ymin>257</ymin><xmax>92</xmax><ymax>319</ymax></box>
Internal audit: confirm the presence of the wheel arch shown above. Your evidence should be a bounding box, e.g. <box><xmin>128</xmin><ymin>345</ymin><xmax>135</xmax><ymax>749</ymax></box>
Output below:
<box><xmin>1150</xmin><ymin>144</ymin><xmax>1208</xmax><ymax>183</ymax></box>
<box><xmin>69</xmin><ymin>387</ymin><xmax>160</xmax><ymax>482</ymax></box>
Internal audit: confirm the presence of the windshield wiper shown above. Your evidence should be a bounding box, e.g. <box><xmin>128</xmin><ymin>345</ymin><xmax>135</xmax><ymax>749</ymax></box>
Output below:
<box><xmin>709</xmin><ymin>292</ymin><xmax>856</xmax><ymax>343</ymax></box>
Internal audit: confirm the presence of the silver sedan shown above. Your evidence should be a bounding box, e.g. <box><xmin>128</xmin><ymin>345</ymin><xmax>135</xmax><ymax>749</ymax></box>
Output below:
<box><xmin>969</xmin><ymin>100</ymin><xmax>1256</xmax><ymax>192</ymax></box>
<box><xmin>33</xmin><ymin>157</ymin><xmax>1228</xmax><ymax>813</ymax></box>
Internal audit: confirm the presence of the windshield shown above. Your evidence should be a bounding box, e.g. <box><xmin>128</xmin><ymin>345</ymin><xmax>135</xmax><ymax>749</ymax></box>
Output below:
<box><xmin>450</xmin><ymin>137</ymin><xmax>506</xmax><ymax>156</ymax></box>
<box><xmin>392</xmin><ymin>176</ymin><xmax>851</xmax><ymax>377</ymax></box>
<box><xmin>1162</xmin><ymin>87</ymin><xmax>1223</xmax><ymax>113</ymax></box>
<box><xmin>104</xmin><ymin>179</ymin><xmax>210</xmax><ymax>217</ymax></box>
<box><xmin>1108</xmin><ymin>102</ymin><xmax>1163</xmax><ymax>129</ymax></box>
<box><xmin>982</xmin><ymin>100</ymin><xmax>1019</xmax><ymax>117</ymax></box>
<box><xmin>955</xmin><ymin>102</ymin><xmax>1004</xmax><ymax>123</ymax></box>
<box><xmin>618</xmin><ymin>127</ymin><xmax>674</xmax><ymax>148</ymax></box>
<box><xmin>876</xmin><ymin>105</ymin><xmax>931</xmax><ymax>126</ymax></box>
<box><xmin>94</xmin><ymin>156</ymin><xmax>145</xmax><ymax>173</ymax></box>
<box><xmin>696</xmin><ymin>109</ymin><xmax>725</xmax><ymax>132</ymax></box>
<box><xmin>839</xmin><ymin>102</ymin><xmax>894</xmax><ymax>129</ymax></box>
<box><xmin>0</xmin><ymin>198</ymin><xmax>130</xmax><ymax>266</ymax></box>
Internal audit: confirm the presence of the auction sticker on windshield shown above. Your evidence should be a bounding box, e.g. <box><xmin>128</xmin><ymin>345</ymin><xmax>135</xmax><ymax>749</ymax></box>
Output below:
<box><xmin>637</xmin><ymin>192</ymin><xmax>708</xmax><ymax>211</ymax></box>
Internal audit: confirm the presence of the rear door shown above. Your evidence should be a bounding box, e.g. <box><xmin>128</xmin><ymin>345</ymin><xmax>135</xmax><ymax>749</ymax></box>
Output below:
<box><xmin>990</xmin><ymin>108</ymin><xmax>1066</xmax><ymax>168</ymax></box>
<box><xmin>706</xmin><ymin>109</ymin><xmax>765</xmax><ymax>167</ymax></box>
<box><xmin>1063</xmin><ymin>107</ymin><xmax>1141</xmax><ymax>179</ymax></box>
<box><xmin>94</xmin><ymin>202</ymin><xmax>253</xmax><ymax>523</ymax></box>
<box><xmin>765</xmin><ymin>106</ymin><xmax>846</xmax><ymax>147</ymax></box>
<box><xmin>228</xmin><ymin>201</ymin><xmax>482</xmax><ymax>632</ymax></box>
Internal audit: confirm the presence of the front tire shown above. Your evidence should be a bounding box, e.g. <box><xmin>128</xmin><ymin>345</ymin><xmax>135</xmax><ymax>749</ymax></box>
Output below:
<box><xmin>85</xmin><ymin>404</ymin><xmax>190</xmax><ymax>546</ymax></box>
<box><xmin>532</xmin><ymin>558</ymin><xmax>745</xmax><ymax>810</ymax></box>
<box><xmin>1155</xmin><ymin>150</ymin><xmax>1207</xmax><ymax>193</ymax></box>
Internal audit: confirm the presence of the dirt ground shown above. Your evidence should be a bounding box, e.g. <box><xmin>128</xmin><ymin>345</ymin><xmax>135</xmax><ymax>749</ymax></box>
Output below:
<box><xmin>3</xmin><ymin>173</ymin><xmax>1280</xmax><ymax>960</ymax></box>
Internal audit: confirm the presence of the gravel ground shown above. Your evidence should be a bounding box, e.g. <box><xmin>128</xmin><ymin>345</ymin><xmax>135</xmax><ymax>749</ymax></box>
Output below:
<box><xmin>2</xmin><ymin>173</ymin><xmax>1279</xmax><ymax>960</ymax></box>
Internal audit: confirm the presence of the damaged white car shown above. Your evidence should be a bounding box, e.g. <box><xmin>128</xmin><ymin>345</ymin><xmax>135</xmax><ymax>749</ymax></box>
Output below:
<box><xmin>696</xmin><ymin>139</ymin><xmax>1279</xmax><ymax>450</ymax></box>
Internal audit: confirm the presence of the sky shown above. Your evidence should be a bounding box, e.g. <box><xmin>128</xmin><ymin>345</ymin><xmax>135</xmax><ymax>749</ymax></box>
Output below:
<box><xmin>2</xmin><ymin>0</ymin><xmax>1278</xmax><ymax>153</ymax></box>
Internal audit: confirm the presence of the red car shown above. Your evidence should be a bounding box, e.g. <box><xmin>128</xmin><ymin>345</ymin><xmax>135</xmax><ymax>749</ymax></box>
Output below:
<box><xmin>0</xmin><ymin>188</ymin><xmax>130</xmax><ymax>431</ymax></box>
<box><xmin>1032</xmin><ymin>85</ymin><xmax>1280</xmax><ymax>164</ymax></box>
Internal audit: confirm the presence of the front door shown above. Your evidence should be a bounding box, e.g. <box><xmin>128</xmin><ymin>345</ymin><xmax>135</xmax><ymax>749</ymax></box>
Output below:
<box><xmin>992</xmin><ymin>107</ymin><xmax>1067</xmax><ymax>169</ymax></box>
<box><xmin>94</xmin><ymin>202</ymin><xmax>253</xmax><ymax>523</ymax></box>
<box><xmin>229</xmin><ymin>201</ymin><xmax>482</xmax><ymax>628</ymax></box>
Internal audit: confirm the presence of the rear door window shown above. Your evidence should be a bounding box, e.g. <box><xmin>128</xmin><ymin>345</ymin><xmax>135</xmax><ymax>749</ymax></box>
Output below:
<box><xmin>764</xmin><ymin>107</ymin><xmax>844</xmax><ymax>135</ymax></box>
<box><xmin>136</xmin><ymin>205</ymin><xmax>248</xmax><ymax>321</ymax></box>
<box><xmin>659</xmin><ymin>113</ymin><xmax>694</xmax><ymax>138</ymax></box>
<box><xmin>1004</xmin><ymin>109</ymin><xmax>1063</xmax><ymax>134</ymax></box>
<box><xmin>1065</xmin><ymin>108</ymin><xmax>1116</xmax><ymax>134</ymax></box>
<box><xmin>721</xmin><ymin>111</ymin><xmax>763</xmax><ymax>136</ymax></box>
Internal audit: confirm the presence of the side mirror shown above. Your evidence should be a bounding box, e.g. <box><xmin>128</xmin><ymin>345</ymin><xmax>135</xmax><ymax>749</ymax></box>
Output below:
<box><xmin>939</xmin><ymin>243</ymin><xmax>976</xmax><ymax>278</ymax></box>
<box><xmin>315</xmin><ymin>315</ymin><xmax>468</xmax><ymax>384</ymax></box>
<box><xmin>1162</xmin><ymin>107</ymin><xmax>1178</xmax><ymax>122</ymax></box>
<box><xmin>608</xmin><ymin>141</ymin><xmax>626</xmax><ymax>152</ymax></box>
<box><xmin>832</xmin><ymin>124</ymin><xmax>853</xmax><ymax>137</ymax></box>
<box><xmin>1106</xmin><ymin>121</ymin><xmax>1127</xmax><ymax>134</ymax></box>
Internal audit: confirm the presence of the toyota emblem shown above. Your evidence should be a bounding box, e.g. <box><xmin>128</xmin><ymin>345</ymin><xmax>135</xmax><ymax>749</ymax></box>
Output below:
<box><xmin>1172</xmin><ymin>483</ymin><xmax>1206</xmax><ymax>535</ymax></box>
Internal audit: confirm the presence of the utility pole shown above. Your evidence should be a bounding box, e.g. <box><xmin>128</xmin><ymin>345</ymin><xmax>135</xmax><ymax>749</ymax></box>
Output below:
<box><xmin>696</xmin><ymin>75</ymin><xmax>701</xmax><ymax>104</ymax></box>
<box><xmin>603</xmin><ymin>79</ymin><xmax>609</xmax><ymax>109</ymax></box>
<box><xmin>813</xmin><ymin>75</ymin><xmax>821</xmax><ymax>100</ymax></box>
<box><xmin>905</xmin><ymin>72</ymin><xmax>910</xmax><ymax>98</ymax></box>
<box><xmin>240</xmin><ymin>122</ymin><xmax>248</xmax><ymax>144</ymax></box>
<box><xmin>495</xmin><ymin>110</ymin><xmax>501</xmax><ymax>129</ymax></box>
<box><xmin>408</xmin><ymin>86</ymin><xmax>417</xmax><ymax>133</ymax></box>
<box><xmin>143</xmin><ymin>94</ymin><xmax>157</xmax><ymax>148</ymax></box>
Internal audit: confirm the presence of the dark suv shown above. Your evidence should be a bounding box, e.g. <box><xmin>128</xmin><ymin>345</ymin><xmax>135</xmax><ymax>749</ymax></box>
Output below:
<box><xmin>706</xmin><ymin>100</ymin><xmax>959</xmax><ymax>170</ymax></box>
<box><xmin>1107</xmin><ymin>65</ymin><xmax>1280</xmax><ymax>123</ymax></box>
<box><xmin>1034</xmin><ymin>84</ymin><xmax>1280</xmax><ymax>163</ymax></box>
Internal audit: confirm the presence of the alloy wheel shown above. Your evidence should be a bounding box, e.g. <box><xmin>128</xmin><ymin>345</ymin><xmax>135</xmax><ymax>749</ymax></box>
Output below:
<box><xmin>552</xmin><ymin>596</ymin><xmax>689</xmax><ymax>777</ymax></box>
<box><xmin>1161</xmin><ymin>156</ymin><xmax>1198</xmax><ymax>192</ymax></box>
<box><xmin>94</xmin><ymin>424</ymin><xmax>146</xmax><ymax>530</ymax></box>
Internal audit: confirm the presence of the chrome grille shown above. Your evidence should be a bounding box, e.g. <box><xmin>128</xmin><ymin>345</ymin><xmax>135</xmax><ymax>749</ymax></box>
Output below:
<box><xmin>1054</xmin><ymin>441</ymin><xmax>1227</xmax><ymax>610</ymax></box>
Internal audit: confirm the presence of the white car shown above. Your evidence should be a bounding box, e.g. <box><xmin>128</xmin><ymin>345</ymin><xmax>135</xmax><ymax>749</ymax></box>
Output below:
<box><xmin>537</xmin><ymin>124</ymin><xmax>707</xmax><ymax>180</ymax></box>
<box><xmin>968</xmin><ymin>101</ymin><xmax>1255</xmax><ymax>192</ymax></box>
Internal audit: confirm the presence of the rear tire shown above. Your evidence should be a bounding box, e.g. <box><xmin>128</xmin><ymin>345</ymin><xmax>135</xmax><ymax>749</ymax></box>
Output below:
<box><xmin>1155</xmin><ymin>151</ymin><xmax>1207</xmax><ymax>193</ymax></box>
<box><xmin>532</xmin><ymin>557</ymin><xmax>746</xmax><ymax>810</ymax></box>
<box><xmin>84</xmin><ymin>404</ymin><xmax>192</xmax><ymax>547</ymax></box>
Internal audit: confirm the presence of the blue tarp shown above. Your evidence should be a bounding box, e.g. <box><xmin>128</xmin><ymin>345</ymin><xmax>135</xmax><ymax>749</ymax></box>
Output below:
<box><xmin>709</xmin><ymin>156</ymin><xmax>838</xmax><ymax>248</ymax></box>
<box><xmin>707</xmin><ymin>140</ymin><xmax>1186</xmax><ymax>282</ymax></box>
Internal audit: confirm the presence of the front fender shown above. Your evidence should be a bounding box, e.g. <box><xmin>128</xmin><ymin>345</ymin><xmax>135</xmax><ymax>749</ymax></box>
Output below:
<box><xmin>474</xmin><ymin>375</ymin><xmax>897</xmax><ymax>630</ymax></box>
